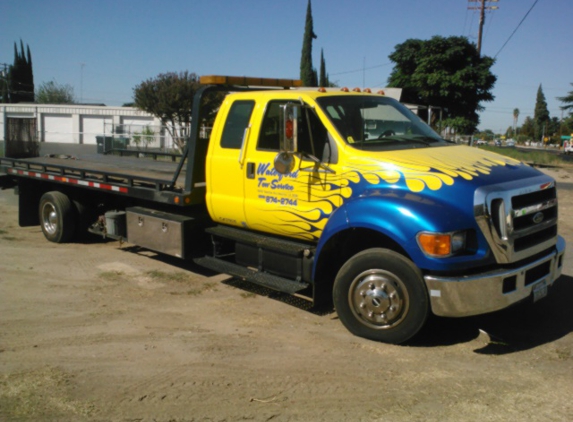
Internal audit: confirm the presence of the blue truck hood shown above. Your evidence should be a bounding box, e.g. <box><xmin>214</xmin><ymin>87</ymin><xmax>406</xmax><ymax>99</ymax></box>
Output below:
<box><xmin>321</xmin><ymin>145</ymin><xmax>549</xmax><ymax>271</ymax></box>
<box><xmin>341</xmin><ymin>145</ymin><xmax>541</xmax><ymax>214</ymax></box>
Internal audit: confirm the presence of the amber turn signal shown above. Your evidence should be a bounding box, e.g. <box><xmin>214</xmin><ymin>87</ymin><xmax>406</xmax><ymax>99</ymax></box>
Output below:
<box><xmin>418</xmin><ymin>233</ymin><xmax>452</xmax><ymax>256</ymax></box>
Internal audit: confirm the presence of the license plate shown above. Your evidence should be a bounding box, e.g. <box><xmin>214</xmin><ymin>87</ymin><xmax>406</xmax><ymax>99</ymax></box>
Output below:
<box><xmin>532</xmin><ymin>280</ymin><xmax>548</xmax><ymax>302</ymax></box>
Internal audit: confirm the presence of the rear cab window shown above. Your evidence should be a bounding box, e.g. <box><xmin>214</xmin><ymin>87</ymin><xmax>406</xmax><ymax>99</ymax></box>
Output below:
<box><xmin>220</xmin><ymin>100</ymin><xmax>255</xmax><ymax>149</ymax></box>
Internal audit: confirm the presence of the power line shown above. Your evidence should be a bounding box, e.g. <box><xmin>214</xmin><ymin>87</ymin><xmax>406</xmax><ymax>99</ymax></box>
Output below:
<box><xmin>494</xmin><ymin>0</ymin><xmax>540</xmax><ymax>59</ymax></box>
<box><xmin>330</xmin><ymin>62</ymin><xmax>392</xmax><ymax>76</ymax></box>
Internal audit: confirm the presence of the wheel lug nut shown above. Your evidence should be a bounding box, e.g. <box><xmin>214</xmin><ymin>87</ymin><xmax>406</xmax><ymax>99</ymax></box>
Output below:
<box><xmin>369</xmin><ymin>283</ymin><xmax>375</xmax><ymax>289</ymax></box>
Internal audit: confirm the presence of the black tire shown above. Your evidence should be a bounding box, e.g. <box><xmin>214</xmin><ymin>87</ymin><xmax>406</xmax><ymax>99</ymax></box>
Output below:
<box><xmin>333</xmin><ymin>248</ymin><xmax>429</xmax><ymax>344</ymax></box>
<box><xmin>39</xmin><ymin>191</ymin><xmax>77</xmax><ymax>243</ymax></box>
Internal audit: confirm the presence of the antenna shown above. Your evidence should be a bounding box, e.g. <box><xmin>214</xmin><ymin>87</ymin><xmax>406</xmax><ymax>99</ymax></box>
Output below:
<box><xmin>79</xmin><ymin>62</ymin><xmax>85</xmax><ymax>103</ymax></box>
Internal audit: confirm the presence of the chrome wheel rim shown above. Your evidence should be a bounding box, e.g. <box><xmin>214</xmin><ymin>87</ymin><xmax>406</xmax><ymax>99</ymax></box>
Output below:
<box><xmin>41</xmin><ymin>202</ymin><xmax>58</xmax><ymax>235</ymax></box>
<box><xmin>348</xmin><ymin>269</ymin><xmax>409</xmax><ymax>330</ymax></box>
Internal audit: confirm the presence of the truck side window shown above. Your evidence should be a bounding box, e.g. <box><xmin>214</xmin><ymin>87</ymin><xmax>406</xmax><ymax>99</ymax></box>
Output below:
<box><xmin>220</xmin><ymin>100</ymin><xmax>255</xmax><ymax>149</ymax></box>
<box><xmin>258</xmin><ymin>101</ymin><xmax>336</xmax><ymax>163</ymax></box>
<box><xmin>257</xmin><ymin>102</ymin><xmax>282</xmax><ymax>151</ymax></box>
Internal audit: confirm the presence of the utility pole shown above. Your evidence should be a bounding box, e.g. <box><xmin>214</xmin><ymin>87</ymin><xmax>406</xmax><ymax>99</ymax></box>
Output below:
<box><xmin>468</xmin><ymin>0</ymin><xmax>499</xmax><ymax>55</ymax></box>
<box><xmin>79</xmin><ymin>62</ymin><xmax>85</xmax><ymax>104</ymax></box>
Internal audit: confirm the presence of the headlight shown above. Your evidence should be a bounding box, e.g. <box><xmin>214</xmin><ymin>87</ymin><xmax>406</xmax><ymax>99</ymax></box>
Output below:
<box><xmin>417</xmin><ymin>231</ymin><xmax>467</xmax><ymax>257</ymax></box>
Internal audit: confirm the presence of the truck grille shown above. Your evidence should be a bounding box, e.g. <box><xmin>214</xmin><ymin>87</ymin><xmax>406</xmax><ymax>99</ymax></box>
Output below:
<box><xmin>475</xmin><ymin>176</ymin><xmax>559</xmax><ymax>264</ymax></box>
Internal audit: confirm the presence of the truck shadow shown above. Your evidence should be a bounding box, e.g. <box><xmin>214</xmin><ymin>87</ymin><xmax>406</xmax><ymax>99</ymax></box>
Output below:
<box><xmin>411</xmin><ymin>275</ymin><xmax>573</xmax><ymax>354</ymax></box>
<box><xmin>119</xmin><ymin>246</ymin><xmax>572</xmax><ymax>352</ymax></box>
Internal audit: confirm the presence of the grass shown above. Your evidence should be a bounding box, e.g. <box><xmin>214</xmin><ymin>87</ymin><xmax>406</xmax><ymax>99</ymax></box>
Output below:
<box><xmin>145</xmin><ymin>269</ymin><xmax>191</xmax><ymax>283</ymax></box>
<box><xmin>0</xmin><ymin>367</ymin><xmax>94</xmax><ymax>419</ymax></box>
<box><xmin>168</xmin><ymin>281</ymin><xmax>217</xmax><ymax>296</ymax></box>
<box><xmin>98</xmin><ymin>271</ymin><xmax>128</xmax><ymax>283</ymax></box>
<box><xmin>479</xmin><ymin>145</ymin><xmax>569</xmax><ymax>167</ymax></box>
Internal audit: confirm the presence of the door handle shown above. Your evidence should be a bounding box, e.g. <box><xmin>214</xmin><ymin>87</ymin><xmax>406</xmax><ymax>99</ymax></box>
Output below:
<box><xmin>247</xmin><ymin>162</ymin><xmax>255</xmax><ymax>179</ymax></box>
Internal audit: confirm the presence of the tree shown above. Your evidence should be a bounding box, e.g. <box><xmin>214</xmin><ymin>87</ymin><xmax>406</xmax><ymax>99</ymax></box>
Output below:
<box><xmin>386</xmin><ymin>36</ymin><xmax>496</xmax><ymax>135</ymax></box>
<box><xmin>319</xmin><ymin>49</ymin><xmax>329</xmax><ymax>88</ymax></box>
<box><xmin>557</xmin><ymin>83</ymin><xmax>573</xmax><ymax>115</ymax></box>
<box><xmin>1</xmin><ymin>76</ymin><xmax>7</xmax><ymax>103</ymax></box>
<box><xmin>133</xmin><ymin>71</ymin><xmax>224</xmax><ymax>150</ymax></box>
<box><xmin>520</xmin><ymin>116</ymin><xmax>535</xmax><ymax>139</ymax></box>
<box><xmin>300</xmin><ymin>0</ymin><xmax>318</xmax><ymax>87</ymax></box>
<box><xmin>36</xmin><ymin>80</ymin><xmax>75</xmax><ymax>104</ymax></box>
<box><xmin>513</xmin><ymin>108</ymin><xmax>519</xmax><ymax>137</ymax></box>
<box><xmin>533</xmin><ymin>84</ymin><xmax>550</xmax><ymax>142</ymax></box>
<box><xmin>9</xmin><ymin>40</ymin><xmax>34</xmax><ymax>103</ymax></box>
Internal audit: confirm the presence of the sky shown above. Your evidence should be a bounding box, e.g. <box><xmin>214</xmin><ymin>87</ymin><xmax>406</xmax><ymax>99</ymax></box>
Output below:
<box><xmin>1</xmin><ymin>0</ymin><xmax>572</xmax><ymax>133</ymax></box>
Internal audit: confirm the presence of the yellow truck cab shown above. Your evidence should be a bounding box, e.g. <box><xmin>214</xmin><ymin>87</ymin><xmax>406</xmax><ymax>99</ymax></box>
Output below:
<box><xmin>202</xmin><ymin>77</ymin><xmax>564</xmax><ymax>343</ymax></box>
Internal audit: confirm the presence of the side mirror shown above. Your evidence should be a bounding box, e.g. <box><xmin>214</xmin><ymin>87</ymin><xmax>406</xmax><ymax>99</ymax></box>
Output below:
<box><xmin>274</xmin><ymin>102</ymin><xmax>300</xmax><ymax>174</ymax></box>
<box><xmin>273</xmin><ymin>152</ymin><xmax>295</xmax><ymax>175</ymax></box>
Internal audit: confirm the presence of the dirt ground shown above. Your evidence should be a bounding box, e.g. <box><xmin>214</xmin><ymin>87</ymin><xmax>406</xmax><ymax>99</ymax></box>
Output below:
<box><xmin>1</xmin><ymin>167</ymin><xmax>572</xmax><ymax>422</ymax></box>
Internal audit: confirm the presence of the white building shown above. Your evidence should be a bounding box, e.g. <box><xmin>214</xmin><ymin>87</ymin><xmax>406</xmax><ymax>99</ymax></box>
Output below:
<box><xmin>0</xmin><ymin>103</ymin><xmax>166</xmax><ymax>148</ymax></box>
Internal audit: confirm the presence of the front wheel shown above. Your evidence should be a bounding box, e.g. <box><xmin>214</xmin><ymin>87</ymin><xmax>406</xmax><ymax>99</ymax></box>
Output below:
<box><xmin>39</xmin><ymin>191</ymin><xmax>77</xmax><ymax>243</ymax></box>
<box><xmin>333</xmin><ymin>248</ymin><xmax>429</xmax><ymax>344</ymax></box>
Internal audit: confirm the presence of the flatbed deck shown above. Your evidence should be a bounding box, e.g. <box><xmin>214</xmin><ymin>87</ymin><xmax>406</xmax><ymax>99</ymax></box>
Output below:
<box><xmin>0</xmin><ymin>149</ymin><xmax>204</xmax><ymax>205</ymax></box>
<box><xmin>24</xmin><ymin>152</ymin><xmax>187</xmax><ymax>188</ymax></box>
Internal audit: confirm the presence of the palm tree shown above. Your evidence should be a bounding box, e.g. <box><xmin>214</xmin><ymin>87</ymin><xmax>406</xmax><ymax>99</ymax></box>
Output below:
<box><xmin>558</xmin><ymin>83</ymin><xmax>573</xmax><ymax>114</ymax></box>
<box><xmin>513</xmin><ymin>108</ymin><xmax>520</xmax><ymax>138</ymax></box>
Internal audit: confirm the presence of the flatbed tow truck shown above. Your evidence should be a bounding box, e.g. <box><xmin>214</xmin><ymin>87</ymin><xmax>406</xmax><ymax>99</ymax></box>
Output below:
<box><xmin>0</xmin><ymin>75</ymin><xmax>565</xmax><ymax>344</ymax></box>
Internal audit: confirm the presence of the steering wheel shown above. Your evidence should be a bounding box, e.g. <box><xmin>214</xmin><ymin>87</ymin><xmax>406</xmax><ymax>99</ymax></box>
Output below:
<box><xmin>378</xmin><ymin>130</ymin><xmax>395</xmax><ymax>139</ymax></box>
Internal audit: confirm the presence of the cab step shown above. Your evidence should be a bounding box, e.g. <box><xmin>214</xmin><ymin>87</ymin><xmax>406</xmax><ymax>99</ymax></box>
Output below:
<box><xmin>194</xmin><ymin>256</ymin><xmax>310</xmax><ymax>294</ymax></box>
<box><xmin>206</xmin><ymin>225</ymin><xmax>313</xmax><ymax>256</ymax></box>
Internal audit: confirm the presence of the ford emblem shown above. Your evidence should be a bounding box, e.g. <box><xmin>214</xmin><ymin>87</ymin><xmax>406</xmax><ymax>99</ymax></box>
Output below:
<box><xmin>532</xmin><ymin>212</ymin><xmax>544</xmax><ymax>224</ymax></box>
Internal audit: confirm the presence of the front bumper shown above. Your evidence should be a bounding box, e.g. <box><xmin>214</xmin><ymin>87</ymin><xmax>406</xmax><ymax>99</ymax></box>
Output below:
<box><xmin>424</xmin><ymin>236</ymin><xmax>566</xmax><ymax>317</ymax></box>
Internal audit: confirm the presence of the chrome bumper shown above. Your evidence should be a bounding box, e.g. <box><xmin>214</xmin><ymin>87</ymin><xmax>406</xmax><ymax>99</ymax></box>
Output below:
<box><xmin>424</xmin><ymin>236</ymin><xmax>566</xmax><ymax>317</ymax></box>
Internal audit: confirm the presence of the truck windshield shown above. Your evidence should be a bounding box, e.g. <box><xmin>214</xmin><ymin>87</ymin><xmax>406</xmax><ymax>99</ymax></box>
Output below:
<box><xmin>315</xmin><ymin>95</ymin><xmax>448</xmax><ymax>151</ymax></box>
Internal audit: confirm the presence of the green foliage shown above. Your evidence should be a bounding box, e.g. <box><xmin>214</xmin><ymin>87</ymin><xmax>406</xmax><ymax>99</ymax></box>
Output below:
<box><xmin>513</xmin><ymin>108</ymin><xmax>519</xmax><ymax>134</ymax></box>
<box><xmin>562</xmin><ymin>115</ymin><xmax>573</xmax><ymax>135</ymax></box>
<box><xmin>475</xmin><ymin>129</ymin><xmax>495</xmax><ymax>141</ymax></box>
<box><xmin>319</xmin><ymin>49</ymin><xmax>328</xmax><ymax>88</ymax></box>
<box><xmin>480</xmin><ymin>145</ymin><xmax>565</xmax><ymax>167</ymax></box>
<box><xmin>133</xmin><ymin>71</ymin><xmax>224</xmax><ymax>150</ymax></box>
<box><xmin>131</xmin><ymin>126</ymin><xmax>155</xmax><ymax>150</ymax></box>
<box><xmin>520</xmin><ymin>116</ymin><xmax>535</xmax><ymax>139</ymax></box>
<box><xmin>505</xmin><ymin>126</ymin><xmax>514</xmax><ymax>138</ymax></box>
<box><xmin>300</xmin><ymin>0</ymin><xmax>318</xmax><ymax>86</ymax></box>
<box><xmin>557</xmin><ymin>83</ymin><xmax>573</xmax><ymax>114</ymax></box>
<box><xmin>387</xmin><ymin>36</ymin><xmax>496</xmax><ymax>134</ymax></box>
<box><xmin>36</xmin><ymin>80</ymin><xmax>75</xmax><ymax>104</ymax></box>
<box><xmin>1</xmin><ymin>77</ymin><xmax>8</xmax><ymax>103</ymax></box>
<box><xmin>8</xmin><ymin>40</ymin><xmax>34</xmax><ymax>103</ymax></box>
<box><xmin>534</xmin><ymin>84</ymin><xmax>550</xmax><ymax>141</ymax></box>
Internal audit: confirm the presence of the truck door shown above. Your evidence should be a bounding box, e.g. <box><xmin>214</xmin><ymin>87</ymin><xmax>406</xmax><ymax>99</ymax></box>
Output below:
<box><xmin>243</xmin><ymin>100</ymin><xmax>341</xmax><ymax>242</ymax></box>
<box><xmin>207</xmin><ymin>99</ymin><xmax>255</xmax><ymax>227</ymax></box>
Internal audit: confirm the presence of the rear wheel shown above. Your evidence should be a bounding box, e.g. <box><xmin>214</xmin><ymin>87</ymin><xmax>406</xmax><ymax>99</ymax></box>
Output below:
<box><xmin>333</xmin><ymin>248</ymin><xmax>429</xmax><ymax>344</ymax></box>
<box><xmin>39</xmin><ymin>191</ymin><xmax>77</xmax><ymax>243</ymax></box>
